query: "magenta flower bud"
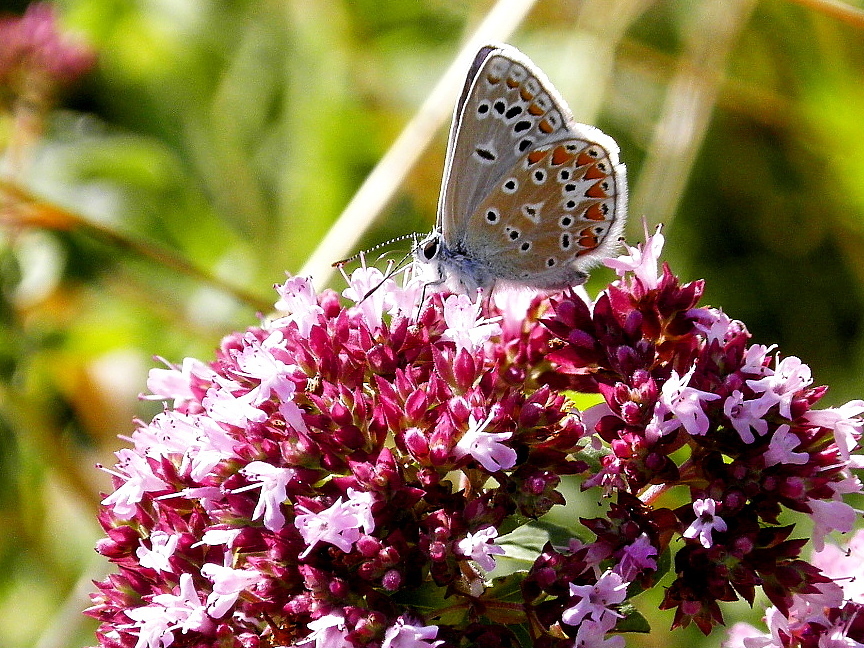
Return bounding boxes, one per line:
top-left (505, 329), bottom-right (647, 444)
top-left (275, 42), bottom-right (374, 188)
top-left (356, 535), bottom-right (381, 558)
top-left (428, 541), bottom-right (447, 562)
top-left (405, 389), bottom-right (430, 422)
top-left (329, 578), bottom-right (350, 599)
top-left (329, 400), bottom-right (353, 426)
top-left (681, 600), bottom-right (702, 615)
top-left (780, 477), bottom-right (806, 499)
top-left (624, 309), bottom-right (644, 340)
top-left (334, 424), bottom-right (364, 448)
top-left (567, 328), bottom-right (597, 349)
top-left (454, 349), bottom-right (477, 392)
top-left (644, 451), bottom-right (665, 471)
top-left (621, 400), bottom-right (641, 424)
top-left (382, 569), bottom-right (402, 591)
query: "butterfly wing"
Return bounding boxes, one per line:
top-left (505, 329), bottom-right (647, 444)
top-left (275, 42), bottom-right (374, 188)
top-left (460, 135), bottom-right (627, 288)
top-left (437, 43), bottom-right (579, 244)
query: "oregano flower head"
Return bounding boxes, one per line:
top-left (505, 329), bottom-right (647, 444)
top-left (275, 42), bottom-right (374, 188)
top-left (87, 229), bottom-right (864, 648)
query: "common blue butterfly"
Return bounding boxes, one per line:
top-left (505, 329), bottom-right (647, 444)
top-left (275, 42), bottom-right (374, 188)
top-left (416, 43), bottom-right (628, 293)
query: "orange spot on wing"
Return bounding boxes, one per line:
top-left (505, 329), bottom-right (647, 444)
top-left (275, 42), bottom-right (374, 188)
top-left (527, 103), bottom-right (544, 116)
top-left (506, 77), bottom-right (519, 88)
top-left (551, 146), bottom-right (575, 166)
top-left (486, 73), bottom-right (502, 84)
top-left (576, 151), bottom-right (598, 166)
top-left (538, 118), bottom-right (554, 134)
top-left (576, 242), bottom-right (599, 255)
top-left (583, 203), bottom-right (608, 221)
top-left (520, 86), bottom-right (535, 101)
top-left (526, 149), bottom-right (549, 166)
top-left (577, 233), bottom-right (600, 251)
top-left (584, 164), bottom-right (608, 180)
top-left (585, 181), bottom-right (610, 198)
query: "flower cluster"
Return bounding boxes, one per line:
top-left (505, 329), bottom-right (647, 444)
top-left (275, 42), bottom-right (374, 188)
top-left (87, 230), bottom-right (864, 648)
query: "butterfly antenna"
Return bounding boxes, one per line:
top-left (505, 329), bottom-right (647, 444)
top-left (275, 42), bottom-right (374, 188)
top-left (332, 232), bottom-right (420, 267)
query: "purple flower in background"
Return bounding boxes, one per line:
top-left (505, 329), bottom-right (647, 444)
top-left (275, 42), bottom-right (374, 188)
top-left (0, 3), bottom-right (94, 99)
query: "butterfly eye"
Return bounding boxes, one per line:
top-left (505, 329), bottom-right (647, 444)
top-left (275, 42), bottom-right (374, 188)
top-left (421, 237), bottom-right (440, 261)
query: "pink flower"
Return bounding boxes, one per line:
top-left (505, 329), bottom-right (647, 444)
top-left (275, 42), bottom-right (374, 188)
top-left (746, 356), bottom-right (813, 419)
top-left (808, 499), bottom-right (856, 552)
top-left (100, 449), bottom-right (169, 518)
top-left (440, 293), bottom-right (501, 352)
top-left (724, 390), bottom-right (770, 444)
top-left (381, 616), bottom-right (444, 648)
top-left (456, 526), bottom-right (505, 573)
top-left (294, 490), bottom-right (376, 558)
top-left (202, 378), bottom-right (268, 426)
top-left (136, 531), bottom-right (179, 573)
top-left (762, 425), bottom-right (808, 466)
top-left (273, 275), bottom-right (325, 336)
top-left (562, 569), bottom-right (628, 627)
top-left (615, 533), bottom-right (658, 581)
top-left (0, 3), bottom-right (95, 91)
top-left (804, 400), bottom-right (864, 462)
top-left (341, 266), bottom-right (398, 330)
top-left (142, 356), bottom-right (212, 408)
top-left (236, 461), bottom-right (296, 531)
top-left (655, 368), bottom-right (721, 436)
top-left (200, 563), bottom-right (266, 618)
top-left (572, 614), bottom-right (626, 648)
top-left (604, 225), bottom-right (664, 289)
top-left (683, 498), bottom-right (727, 548)
top-left (296, 613), bottom-right (352, 648)
top-left (453, 409), bottom-right (517, 472)
top-left (88, 228), bottom-right (864, 647)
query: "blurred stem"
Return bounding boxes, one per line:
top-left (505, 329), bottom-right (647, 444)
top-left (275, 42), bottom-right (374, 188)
top-left (0, 380), bottom-right (102, 511)
top-left (0, 179), bottom-right (273, 313)
top-left (3, 96), bottom-right (48, 180)
top-left (785, 0), bottom-right (864, 28)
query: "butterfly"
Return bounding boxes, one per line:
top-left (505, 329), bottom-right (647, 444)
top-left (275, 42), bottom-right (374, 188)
top-left (415, 43), bottom-right (628, 293)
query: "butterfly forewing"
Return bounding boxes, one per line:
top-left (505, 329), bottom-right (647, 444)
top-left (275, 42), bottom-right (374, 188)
top-left (438, 45), bottom-right (576, 243)
top-left (424, 43), bottom-right (627, 292)
top-left (459, 137), bottom-right (626, 287)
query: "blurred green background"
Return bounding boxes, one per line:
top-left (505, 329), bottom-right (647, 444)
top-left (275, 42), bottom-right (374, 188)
top-left (1, 0), bottom-right (862, 647)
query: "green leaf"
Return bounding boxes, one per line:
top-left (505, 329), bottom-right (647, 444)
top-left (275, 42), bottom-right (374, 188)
top-left (616, 602), bottom-right (652, 633)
